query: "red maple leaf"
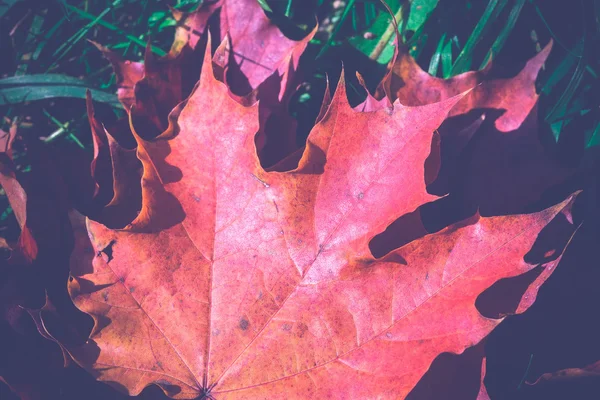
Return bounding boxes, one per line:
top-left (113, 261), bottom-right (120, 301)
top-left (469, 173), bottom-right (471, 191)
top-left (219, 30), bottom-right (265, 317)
top-left (51, 38), bottom-right (580, 399)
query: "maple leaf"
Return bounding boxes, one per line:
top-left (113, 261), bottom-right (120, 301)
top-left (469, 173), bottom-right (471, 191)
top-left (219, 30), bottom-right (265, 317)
top-left (97, 0), bottom-right (315, 147)
top-left (54, 2), bottom-right (316, 238)
top-left (0, 127), bottom-right (72, 267)
top-left (477, 358), bottom-right (491, 400)
top-left (359, 41), bottom-right (559, 193)
top-left (532, 360), bottom-right (600, 384)
top-left (358, 41), bottom-right (575, 255)
top-left (57, 38), bottom-right (580, 399)
top-left (0, 128), bottom-right (93, 398)
top-left (174, 0), bottom-right (317, 167)
top-left (349, 40), bottom-right (574, 259)
top-left (0, 126), bottom-right (34, 262)
top-left (85, 93), bottom-right (143, 228)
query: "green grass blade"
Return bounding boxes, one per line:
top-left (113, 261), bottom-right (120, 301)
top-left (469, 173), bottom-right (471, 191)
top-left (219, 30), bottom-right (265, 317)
top-left (365, 2), bottom-right (377, 26)
top-left (59, 2), bottom-right (166, 58)
top-left (0, 74), bottom-right (121, 108)
top-left (257, 0), bottom-right (273, 13)
top-left (0, 0), bottom-right (18, 18)
top-left (441, 37), bottom-right (453, 78)
top-left (587, 122), bottom-right (600, 148)
top-left (14, 11), bottom-right (46, 76)
top-left (428, 33), bottom-right (446, 76)
top-left (480, 0), bottom-right (526, 69)
top-left (42, 109), bottom-right (85, 148)
top-left (530, 0), bottom-right (582, 58)
top-left (551, 62), bottom-right (586, 120)
top-left (546, 55), bottom-right (586, 139)
top-left (540, 41), bottom-right (581, 95)
top-left (545, 5), bottom-right (588, 128)
top-left (52, 1), bottom-right (124, 69)
top-left (317, 0), bottom-right (357, 58)
top-left (32, 17), bottom-right (66, 65)
top-left (348, 0), bottom-right (402, 64)
top-left (451, 0), bottom-right (508, 75)
top-left (406, 0), bottom-right (439, 32)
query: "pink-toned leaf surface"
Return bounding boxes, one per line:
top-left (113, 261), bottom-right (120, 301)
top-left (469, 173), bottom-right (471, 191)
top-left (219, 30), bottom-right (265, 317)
top-left (59, 39), bottom-right (580, 399)
top-left (355, 42), bottom-right (570, 219)
top-left (477, 357), bottom-right (491, 400)
top-left (389, 47), bottom-right (487, 109)
top-left (214, 0), bottom-right (315, 98)
top-left (95, 0), bottom-right (316, 167)
top-left (90, 41), bottom-right (144, 111)
top-left (169, 1), bottom-right (222, 56)
top-left (212, 1), bottom-right (317, 166)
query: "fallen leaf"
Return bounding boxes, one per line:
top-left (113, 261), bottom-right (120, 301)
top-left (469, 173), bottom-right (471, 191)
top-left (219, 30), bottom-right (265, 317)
top-left (214, 0), bottom-right (316, 98)
top-left (97, 0), bottom-right (316, 149)
top-left (86, 93), bottom-right (143, 228)
top-left (0, 128), bottom-right (92, 398)
top-left (477, 357), bottom-right (491, 400)
top-left (61, 39), bottom-right (579, 399)
top-left (533, 360), bottom-right (600, 383)
top-left (212, 0), bottom-right (317, 166)
top-left (90, 41), bottom-right (144, 111)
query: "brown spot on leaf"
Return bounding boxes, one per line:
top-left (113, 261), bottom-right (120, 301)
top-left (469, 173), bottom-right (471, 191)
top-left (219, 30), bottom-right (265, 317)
top-left (296, 322), bottom-right (308, 338)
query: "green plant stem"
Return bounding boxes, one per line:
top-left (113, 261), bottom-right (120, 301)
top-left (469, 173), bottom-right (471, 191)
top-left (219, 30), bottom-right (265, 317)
top-left (51, 1), bottom-right (121, 69)
top-left (480, 0), bottom-right (526, 69)
top-left (42, 109), bottom-right (84, 148)
top-left (530, 0), bottom-right (581, 58)
top-left (517, 354), bottom-right (534, 390)
top-left (369, 2), bottom-right (403, 61)
top-left (451, 0), bottom-right (508, 75)
top-left (318, 0), bottom-right (357, 58)
top-left (59, 2), bottom-right (166, 58)
top-left (428, 33), bottom-right (446, 76)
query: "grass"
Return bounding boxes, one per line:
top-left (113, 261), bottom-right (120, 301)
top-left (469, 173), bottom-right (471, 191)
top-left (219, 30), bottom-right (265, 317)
top-left (0, 0), bottom-right (596, 148)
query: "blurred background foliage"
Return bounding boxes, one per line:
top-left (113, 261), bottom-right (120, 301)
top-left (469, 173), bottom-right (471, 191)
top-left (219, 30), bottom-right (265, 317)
top-left (0, 0), bottom-right (597, 150)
